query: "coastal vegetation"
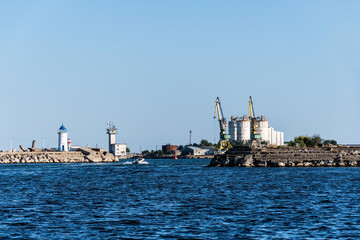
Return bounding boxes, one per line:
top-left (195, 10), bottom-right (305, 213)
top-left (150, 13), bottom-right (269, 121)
top-left (287, 135), bottom-right (337, 147)
top-left (141, 150), bottom-right (164, 156)
top-left (199, 139), bottom-right (213, 146)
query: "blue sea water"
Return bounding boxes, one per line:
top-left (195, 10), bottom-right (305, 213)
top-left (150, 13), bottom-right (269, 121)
top-left (0, 159), bottom-right (359, 239)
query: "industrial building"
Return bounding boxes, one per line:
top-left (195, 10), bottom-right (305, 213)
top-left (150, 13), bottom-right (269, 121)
top-left (162, 144), bottom-right (177, 154)
top-left (106, 122), bottom-right (127, 158)
top-left (228, 97), bottom-right (284, 146)
top-left (181, 146), bottom-right (214, 156)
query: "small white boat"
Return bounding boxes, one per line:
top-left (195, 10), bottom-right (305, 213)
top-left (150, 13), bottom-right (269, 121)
top-left (133, 157), bottom-right (148, 164)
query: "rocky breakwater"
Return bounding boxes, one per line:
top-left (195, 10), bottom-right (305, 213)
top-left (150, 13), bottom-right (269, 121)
top-left (209, 146), bottom-right (360, 167)
top-left (0, 147), bottom-right (116, 164)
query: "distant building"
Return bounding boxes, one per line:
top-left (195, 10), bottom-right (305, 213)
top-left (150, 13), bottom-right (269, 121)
top-left (106, 122), bottom-right (127, 159)
top-left (112, 143), bottom-right (127, 158)
top-left (58, 124), bottom-right (68, 151)
top-left (162, 144), bottom-right (177, 154)
top-left (268, 127), bottom-right (284, 146)
top-left (181, 146), bottom-right (214, 156)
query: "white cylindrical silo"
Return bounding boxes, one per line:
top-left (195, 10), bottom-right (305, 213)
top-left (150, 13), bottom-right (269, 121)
top-left (272, 129), bottom-right (277, 145)
top-left (258, 115), bottom-right (269, 143)
top-left (280, 132), bottom-right (284, 145)
top-left (276, 131), bottom-right (281, 146)
top-left (239, 115), bottom-right (251, 142)
top-left (236, 121), bottom-right (241, 141)
top-left (268, 127), bottom-right (273, 145)
top-left (228, 116), bottom-right (238, 141)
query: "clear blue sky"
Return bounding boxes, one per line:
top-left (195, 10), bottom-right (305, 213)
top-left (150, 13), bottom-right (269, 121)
top-left (0, 1), bottom-right (359, 152)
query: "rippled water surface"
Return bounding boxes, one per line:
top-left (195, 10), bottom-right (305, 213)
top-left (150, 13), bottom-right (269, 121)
top-left (0, 159), bottom-right (360, 239)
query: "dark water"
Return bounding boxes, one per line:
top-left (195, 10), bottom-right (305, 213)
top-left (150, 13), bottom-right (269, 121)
top-left (0, 159), bottom-right (360, 239)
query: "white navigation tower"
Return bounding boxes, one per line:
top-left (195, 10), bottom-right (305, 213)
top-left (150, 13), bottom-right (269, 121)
top-left (106, 121), bottom-right (127, 158)
top-left (106, 121), bottom-right (117, 153)
top-left (58, 124), bottom-right (68, 151)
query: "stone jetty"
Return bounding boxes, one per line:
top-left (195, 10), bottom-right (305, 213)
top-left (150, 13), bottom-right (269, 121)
top-left (0, 148), bottom-right (116, 164)
top-left (209, 146), bottom-right (360, 167)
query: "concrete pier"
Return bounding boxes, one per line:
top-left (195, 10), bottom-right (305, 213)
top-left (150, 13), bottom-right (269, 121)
top-left (209, 146), bottom-right (360, 167)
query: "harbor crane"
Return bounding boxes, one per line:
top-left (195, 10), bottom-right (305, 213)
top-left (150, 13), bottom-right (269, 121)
top-left (249, 96), bottom-right (261, 144)
top-left (214, 97), bottom-right (232, 153)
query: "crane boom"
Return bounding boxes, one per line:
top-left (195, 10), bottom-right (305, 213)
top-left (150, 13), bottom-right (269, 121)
top-left (249, 96), bottom-right (255, 118)
top-left (214, 97), bottom-right (227, 135)
top-left (214, 98), bottom-right (222, 123)
top-left (213, 97), bottom-right (232, 153)
top-left (249, 96), bottom-right (260, 144)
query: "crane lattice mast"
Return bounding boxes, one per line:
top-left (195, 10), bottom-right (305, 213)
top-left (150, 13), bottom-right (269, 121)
top-left (249, 96), bottom-right (260, 144)
top-left (214, 97), bottom-right (232, 153)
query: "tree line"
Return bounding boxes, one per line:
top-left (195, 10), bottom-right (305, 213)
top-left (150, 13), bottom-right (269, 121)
top-left (287, 134), bottom-right (337, 147)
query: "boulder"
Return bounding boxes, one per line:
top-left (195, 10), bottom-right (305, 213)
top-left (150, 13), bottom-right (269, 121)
top-left (303, 162), bottom-right (313, 167)
top-left (233, 157), bottom-right (240, 166)
top-left (241, 155), bottom-right (254, 167)
top-left (221, 158), bottom-right (230, 167)
top-left (85, 154), bottom-right (103, 163)
top-left (350, 161), bottom-right (358, 166)
top-left (278, 162), bottom-right (286, 167)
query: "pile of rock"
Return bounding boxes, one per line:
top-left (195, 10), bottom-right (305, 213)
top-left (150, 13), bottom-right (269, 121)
top-left (0, 148), bottom-right (116, 164)
top-left (209, 146), bottom-right (360, 167)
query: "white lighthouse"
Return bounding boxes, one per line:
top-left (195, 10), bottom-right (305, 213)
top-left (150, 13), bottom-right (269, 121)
top-left (58, 124), bottom-right (68, 151)
top-left (106, 122), bottom-right (117, 153)
top-left (106, 121), bottom-right (127, 158)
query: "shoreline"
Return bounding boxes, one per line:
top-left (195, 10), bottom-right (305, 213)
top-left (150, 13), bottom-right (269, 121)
top-left (209, 146), bottom-right (360, 167)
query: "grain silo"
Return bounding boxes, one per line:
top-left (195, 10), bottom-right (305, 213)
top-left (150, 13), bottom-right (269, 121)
top-left (228, 116), bottom-right (238, 141)
top-left (258, 115), bottom-right (269, 143)
top-left (239, 115), bottom-right (251, 142)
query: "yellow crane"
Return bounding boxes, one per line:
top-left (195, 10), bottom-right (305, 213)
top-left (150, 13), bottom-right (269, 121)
top-left (249, 96), bottom-right (261, 144)
top-left (214, 97), bottom-right (232, 153)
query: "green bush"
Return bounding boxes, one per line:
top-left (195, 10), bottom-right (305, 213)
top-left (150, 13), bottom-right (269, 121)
top-left (323, 139), bottom-right (337, 145)
top-left (200, 139), bottom-right (212, 146)
top-left (288, 134), bottom-right (333, 147)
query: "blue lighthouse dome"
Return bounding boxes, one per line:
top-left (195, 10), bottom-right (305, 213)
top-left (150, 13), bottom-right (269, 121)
top-left (59, 124), bottom-right (67, 131)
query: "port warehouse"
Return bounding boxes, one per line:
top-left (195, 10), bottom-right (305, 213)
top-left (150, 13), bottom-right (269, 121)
top-left (228, 114), bottom-right (284, 145)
